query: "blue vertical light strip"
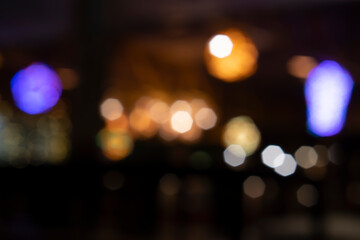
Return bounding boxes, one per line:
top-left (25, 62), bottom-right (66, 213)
top-left (305, 60), bottom-right (354, 137)
top-left (11, 63), bottom-right (62, 115)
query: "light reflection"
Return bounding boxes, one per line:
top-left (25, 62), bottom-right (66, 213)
top-left (305, 60), bottom-right (354, 137)
top-left (243, 176), bottom-right (266, 199)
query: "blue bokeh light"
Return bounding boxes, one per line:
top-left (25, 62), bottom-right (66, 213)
top-left (11, 63), bottom-right (62, 115)
top-left (305, 60), bottom-right (353, 137)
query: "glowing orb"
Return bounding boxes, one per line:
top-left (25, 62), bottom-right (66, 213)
top-left (305, 60), bottom-right (353, 137)
top-left (209, 34), bottom-right (233, 58)
top-left (11, 63), bottom-right (62, 114)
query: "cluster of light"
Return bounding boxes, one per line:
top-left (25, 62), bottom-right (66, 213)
top-left (205, 29), bottom-right (258, 82)
top-left (305, 60), bottom-right (354, 137)
top-left (11, 63), bottom-right (62, 115)
top-left (223, 144), bottom-right (246, 167)
top-left (261, 145), bottom-right (297, 177)
top-left (297, 184), bottom-right (318, 207)
top-left (100, 98), bottom-right (124, 121)
top-left (222, 116), bottom-right (261, 156)
top-left (287, 55), bottom-right (318, 79)
top-left (243, 176), bottom-right (266, 198)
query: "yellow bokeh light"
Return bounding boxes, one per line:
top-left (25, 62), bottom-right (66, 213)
top-left (222, 116), bottom-right (261, 156)
top-left (171, 111), bottom-right (193, 134)
top-left (100, 98), bottom-right (124, 121)
top-left (195, 107), bottom-right (217, 130)
top-left (205, 29), bottom-right (258, 82)
top-left (129, 107), bottom-right (157, 138)
top-left (287, 55), bottom-right (318, 79)
top-left (97, 128), bottom-right (133, 161)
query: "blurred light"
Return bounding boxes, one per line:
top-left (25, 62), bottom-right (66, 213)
top-left (314, 145), bottom-right (329, 167)
top-left (243, 176), bottom-right (266, 199)
top-left (149, 101), bottom-right (170, 124)
top-left (295, 146), bottom-right (318, 169)
top-left (208, 34), bottom-right (233, 58)
top-left (105, 114), bottom-right (129, 131)
top-left (261, 145), bottom-right (285, 168)
top-left (159, 174), bottom-right (181, 196)
top-left (190, 98), bottom-right (208, 112)
top-left (171, 111), bottom-right (193, 133)
top-left (170, 100), bottom-right (192, 114)
top-left (97, 129), bottom-right (133, 161)
top-left (103, 170), bottom-right (125, 191)
top-left (222, 116), bottom-right (261, 156)
top-left (11, 63), bottom-right (62, 114)
top-left (274, 154), bottom-right (297, 177)
top-left (179, 124), bottom-right (202, 143)
top-left (305, 60), bottom-right (354, 137)
top-left (129, 107), bottom-right (157, 138)
top-left (223, 144), bottom-right (246, 167)
top-left (189, 151), bottom-right (212, 170)
top-left (195, 107), bottom-right (217, 130)
top-left (287, 55), bottom-right (318, 79)
top-left (100, 98), bottom-right (124, 121)
top-left (297, 184), bottom-right (318, 207)
top-left (56, 68), bottom-right (79, 90)
top-left (205, 29), bottom-right (258, 82)
top-left (159, 121), bottom-right (179, 141)
top-left (304, 165), bottom-right (327, 181)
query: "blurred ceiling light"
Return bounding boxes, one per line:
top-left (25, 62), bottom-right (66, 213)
top-left (97, 129), bottom-right (133, 161)
top-left (295, 146), bottom-right (318, 169)
top-left (159, 174), bottom-right (181, 196)
top-left (209, 34), bottom-right (233, 58)
top-left (170, 100), bottom-right (192, 114)
top-left (171, 111), bottom-right (193, 133)
top-left (11, 63), bottom-right (62, 115)
top-left (223, 144), bottom-right (246, 167)
top-left (56, 68), bottom-right (79, 90)
top-left (100, 98), bottom-right (124, 121)
top-left (103, 170), bottom-right (125, 191)
top-left (261, 145), bottom-right (285, 168)
top-left (195, 107), bottom-right (217, 130)
top-left (205, 29), bottom-right (258, 82)
top-left (297, 184), bottom-right (318, 207)
top-left (149, 100), bottom-right (170, 124)
top-left (287, 55), bottom-right (318, 79)
top-left (274, 154), bottom-right (297, 177)
top-left (243, 176), bottom-right (266, 199)
top-left (305, 60), bottom-right (354, 137)
top-left (222, 116), bottom-right (261, 156)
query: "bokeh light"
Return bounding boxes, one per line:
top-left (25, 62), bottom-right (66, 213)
top-left (159, 174), bottom-right (181, 196)
top-left (222, 116), bottom-right (261, 156)
top-left (195, 107), bottom-right (217, 130)
top-left (297, 184), bottom-right (318, 207)
top-left (305, 60), bottom-right (354, 137)
top-left (170, 100), bottom-right (192, 114)
top-left (295, 146), bottom-right (318, 169)
top-left (223, 144), bottom-right (246, 167)
top-left (149, 100), bottom-right (170, 124)
top-left (274, 154), bottom-right (297, 177)
top-left (100, 98), bottom-right (124, 121)
top-left (208, 34), bottom-right (233, 58)
top-left (205, 29), bottom-right (258, 82)
top-left (261, 145), bottom-right (285, 168)
top-left (171, 111), bottom-right (193, 133)
top-left (11, 63), bottom-right (62, 115)
top-left (129, 107), bottom-right (157, 138)
top-left (287, 55), bottom-right (318, 79)
top-left (243, 176), bottom-right (266, 199)
top-left (97, 128), bottom-right (133, 161)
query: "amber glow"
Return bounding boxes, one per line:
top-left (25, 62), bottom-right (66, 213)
top-left (97, 128), bottom-right (133, 161)
top-left (171, 111), bottom-right (193, 133)
top-left (129, 107), bottom-right (157, 138)
top-left (195, 107), bottom-right (217, 130)
top-left (100, 98), bottom-right (124, 121)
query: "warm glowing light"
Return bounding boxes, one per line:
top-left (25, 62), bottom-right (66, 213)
top-left (97, 129), bottom-right (133, 161)
top-left (223, 144), bottom-right (246, 167)
top-left (295, 146), bottom-right (318, 169)
top-left (195, 107), bottom-right (217, 130)
top-left (171, 111), bottom-right (193, 133)
top-left (297, 184), bottom-right (318, 207)
top-left (305, 60), bottom-right (354, 137)
top-left (105, 114), bottom-right (129, 131)
top-left (149, 101), bottom-right (170, 124)
top-left (158, 121), bottom-right (179, 141)
top-left (170, 100), bottom-right (192, 114)
top-left (209, 34), bottom-right (233, 58)
top-left (243, 176), bottom-right (266, 199)
top-left (103, 171), bottom-right (125, 191)
top-left (129, 107), bottom-right (157, 138)
top-left (261, 145), bottom-right (285, 168)
top-left (159, 174), bottom-right (181, 196)
top-left (100, 98), bottom-right (124, 121)
top-left (222, 116), bottom-right (261, 156)
top-left (179, 124), bottom-right (202, 143)
top-left (287, 55), bottom-right (318, 79)
top-left (11, 63), bottom-right (62, 114)
top-left (205, 29), bottom-right (258, 82)
top-left (274, 154), bottom-right (297, 177)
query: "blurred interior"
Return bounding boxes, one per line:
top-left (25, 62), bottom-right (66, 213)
top-left (0, 0), bottom-right (360, 239)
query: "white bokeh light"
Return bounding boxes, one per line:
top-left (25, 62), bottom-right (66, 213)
top-left (223, 144), bottom-right (246, 167)
top-left (171, 111), bottom-right (193, 133)
top-left (274, 154), bottom-right (297, 177)
top-left (209, 34), bottom-right (233, 58)
top-left (261, 145), bottom-right (285, 168)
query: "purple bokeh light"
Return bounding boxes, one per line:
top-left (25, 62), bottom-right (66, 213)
top-left (11, 63), bottom-right (62, 115)
top-left (305, 60), bottom-right (353, 137)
